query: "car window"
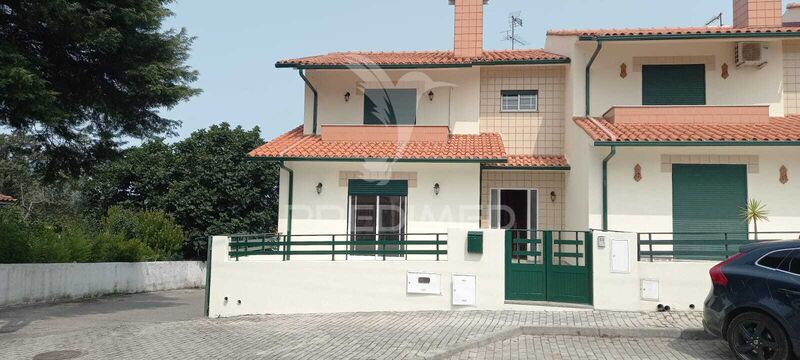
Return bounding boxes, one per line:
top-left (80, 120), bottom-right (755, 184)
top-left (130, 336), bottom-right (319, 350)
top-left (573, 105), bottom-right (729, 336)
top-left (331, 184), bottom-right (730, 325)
top-left (758, 250), bottom-right (792, 270)
top-left (786, 251), bottom-right (800, 276)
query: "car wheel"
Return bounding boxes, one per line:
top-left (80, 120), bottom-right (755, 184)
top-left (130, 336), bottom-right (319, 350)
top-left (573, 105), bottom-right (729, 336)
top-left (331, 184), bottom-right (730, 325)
top-left (727, 312), bottom-right (792, 360)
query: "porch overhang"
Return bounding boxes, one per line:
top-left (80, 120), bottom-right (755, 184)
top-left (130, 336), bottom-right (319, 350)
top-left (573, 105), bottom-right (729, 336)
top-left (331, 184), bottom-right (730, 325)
top-left (481, 155), bottom-right (571, 170)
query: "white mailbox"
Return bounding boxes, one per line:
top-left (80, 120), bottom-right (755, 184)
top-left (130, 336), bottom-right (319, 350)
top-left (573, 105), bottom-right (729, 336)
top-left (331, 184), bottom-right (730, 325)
top-left (452, 274), bottom-right (476, 306)
top-left (407, 272), bottom-right (442, 295)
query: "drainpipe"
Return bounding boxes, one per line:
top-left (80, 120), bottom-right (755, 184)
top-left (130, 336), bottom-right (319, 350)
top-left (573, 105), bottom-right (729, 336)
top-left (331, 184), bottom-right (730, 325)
top-left (298, 69), bottom-right (318, 135)
top-left (601, 146), bottom-right (616, 231)
top-left (278, 161), bottom-right (294, 260)
top-left (585, 38), bottom-right (603, 117)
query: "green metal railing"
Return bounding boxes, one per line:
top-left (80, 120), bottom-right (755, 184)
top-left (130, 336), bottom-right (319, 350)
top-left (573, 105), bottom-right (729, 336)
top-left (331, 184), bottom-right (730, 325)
top-left (507, 230), bottom-right (590, 265)
top-left (228, 233), bottom-right (448, 261)
top-left (637, 231), bottom-right (800, 262)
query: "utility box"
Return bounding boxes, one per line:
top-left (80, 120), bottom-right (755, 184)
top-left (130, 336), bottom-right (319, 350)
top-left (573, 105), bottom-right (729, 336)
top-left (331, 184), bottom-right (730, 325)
top-left (467, 231), bottom-right (483, 254)
top-left (452, 274), bottom-right (476, 305)
top-left (407, 272), bottom-right (442, 295)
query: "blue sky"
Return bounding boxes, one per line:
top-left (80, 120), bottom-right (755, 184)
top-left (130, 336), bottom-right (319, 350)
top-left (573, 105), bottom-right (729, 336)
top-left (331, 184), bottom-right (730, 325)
top-left (162, 0), bottom-right (791, 141)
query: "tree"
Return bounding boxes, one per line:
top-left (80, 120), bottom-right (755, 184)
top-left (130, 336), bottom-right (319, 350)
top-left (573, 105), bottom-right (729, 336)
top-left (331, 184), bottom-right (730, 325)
top-left (740, 199), bottom-right (770, 240)
top-left (0, 0), bottom-right (200, 180)
top-left (84, 123), bottom-right (280, 259)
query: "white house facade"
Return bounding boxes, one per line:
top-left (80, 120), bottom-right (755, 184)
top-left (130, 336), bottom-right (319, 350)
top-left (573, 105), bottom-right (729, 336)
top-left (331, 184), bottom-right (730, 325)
top-left (206, 0), bottom-right (800, 316)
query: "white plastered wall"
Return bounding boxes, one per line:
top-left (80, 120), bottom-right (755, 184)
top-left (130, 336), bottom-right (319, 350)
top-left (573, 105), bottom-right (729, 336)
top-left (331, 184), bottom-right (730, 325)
top-left (602, 146), bottom-right (800, 233)
top-left (209, 229), bottom-right (508, 316)
top-left (302, 68), bottom-right (481, 134)
top-left (276, 161), bottom-right (481, 236)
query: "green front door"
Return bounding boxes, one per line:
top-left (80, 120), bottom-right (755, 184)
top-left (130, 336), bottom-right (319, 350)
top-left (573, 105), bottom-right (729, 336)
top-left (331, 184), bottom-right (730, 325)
top-left (672, 164), bottom-right (748, 259)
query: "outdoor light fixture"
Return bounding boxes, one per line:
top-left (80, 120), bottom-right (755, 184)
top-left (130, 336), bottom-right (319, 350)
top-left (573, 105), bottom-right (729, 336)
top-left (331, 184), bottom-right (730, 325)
top-left (344, 91), bottom-right (351, 102)
top-left (433, 183), bottom-right (440, 196)
top-left (550, 191), bottom-right (557, 202)
top-left (316, 182), bottom-right (323, 195)
top-left (428, 90), bottom-right (435, 101)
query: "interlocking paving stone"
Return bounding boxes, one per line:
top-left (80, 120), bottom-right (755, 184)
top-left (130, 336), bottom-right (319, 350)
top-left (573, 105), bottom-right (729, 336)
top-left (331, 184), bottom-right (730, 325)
top-left (0, 290), bottom-right (723, 360)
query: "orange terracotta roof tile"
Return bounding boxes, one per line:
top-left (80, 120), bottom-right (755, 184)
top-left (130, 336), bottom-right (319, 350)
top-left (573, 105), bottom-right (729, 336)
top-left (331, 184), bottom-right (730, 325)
top-left (574, 116), bottom-right (800, 143)
top-left (250, 125), bottom-right (508, 161)
top-left (0, 194), bottom-right (16, 202)
top-left (276, 49), bottom-right (569, 68)
top-left (484, 155), bottom-right (570, 169)
top-left (547, 26), bottom-right (800, 37)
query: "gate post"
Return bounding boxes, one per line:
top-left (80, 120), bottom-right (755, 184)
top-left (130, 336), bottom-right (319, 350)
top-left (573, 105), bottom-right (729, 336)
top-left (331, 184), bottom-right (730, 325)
top-left (585, 231), bottom-right (594, 305)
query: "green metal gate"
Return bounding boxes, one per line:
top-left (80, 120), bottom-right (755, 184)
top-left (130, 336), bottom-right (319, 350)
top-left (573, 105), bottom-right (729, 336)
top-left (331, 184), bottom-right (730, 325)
top-left (505, 230), bottom-right (593, 305)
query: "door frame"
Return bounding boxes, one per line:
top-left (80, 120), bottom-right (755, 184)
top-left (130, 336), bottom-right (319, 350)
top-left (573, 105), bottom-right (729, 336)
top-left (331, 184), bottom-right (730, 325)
top-left (489, 187), bottom-right (540, 231)
top-left (347, 194), bottom-right (408, 261)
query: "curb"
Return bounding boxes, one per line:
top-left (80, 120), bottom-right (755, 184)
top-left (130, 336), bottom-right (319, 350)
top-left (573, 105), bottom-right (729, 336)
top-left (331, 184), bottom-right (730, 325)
top-left (423, 326), bottom-right (714, 359)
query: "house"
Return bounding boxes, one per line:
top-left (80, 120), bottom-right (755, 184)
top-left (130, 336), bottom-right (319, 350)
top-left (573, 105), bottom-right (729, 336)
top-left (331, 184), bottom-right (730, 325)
top-left (0, 194), bottom-right (16, 206)
top-left (209, 0), bottom-right (800, 315)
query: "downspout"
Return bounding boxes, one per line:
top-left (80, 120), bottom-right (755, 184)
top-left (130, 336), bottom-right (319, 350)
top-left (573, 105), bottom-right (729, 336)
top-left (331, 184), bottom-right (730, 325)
top-left (278, 161), bottom-right (294, 260)
top-left (298, 69), bottom-right (318, 135)
top-left (585, 38), bottom-right (603, 117)
top-left (601, 147), bottom-right (616, 231)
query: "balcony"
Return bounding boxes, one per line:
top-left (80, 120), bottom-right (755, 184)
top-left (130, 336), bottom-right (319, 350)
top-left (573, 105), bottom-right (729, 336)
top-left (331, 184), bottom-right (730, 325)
top-left (602, 105), bottom-right (770, 124)
top-left (320, 125), bottom-right (449, 143)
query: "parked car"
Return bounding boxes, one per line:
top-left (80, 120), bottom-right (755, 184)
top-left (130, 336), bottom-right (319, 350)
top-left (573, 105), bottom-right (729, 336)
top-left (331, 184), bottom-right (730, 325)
top-left (704, 240), bottom-right (800, 360)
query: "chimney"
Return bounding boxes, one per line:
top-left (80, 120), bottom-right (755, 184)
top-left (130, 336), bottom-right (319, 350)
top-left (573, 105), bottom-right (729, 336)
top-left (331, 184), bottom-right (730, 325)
top-left (733, 0), bottom-right (783, 28)
top-left (784, 3), bottom-right (800, 26)
top-left (449, 0), bottom-right (488, 58)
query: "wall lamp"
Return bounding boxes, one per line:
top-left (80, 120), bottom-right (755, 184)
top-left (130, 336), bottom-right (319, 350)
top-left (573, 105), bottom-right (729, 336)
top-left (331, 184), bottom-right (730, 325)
top-left (550, 191), bottom-right (557, 202)
top-left (433, 183), bottom-right (440, 196)
top-left (428, 90), bottom-right (435, 101)
top-left (344, 91), bottom-right (351, 102)
top-left (316, 182), bottom-right (323, 195)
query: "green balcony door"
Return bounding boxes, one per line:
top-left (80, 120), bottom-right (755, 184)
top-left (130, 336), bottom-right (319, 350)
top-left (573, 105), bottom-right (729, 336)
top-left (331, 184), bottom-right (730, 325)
top-left (672, 164), bottom-right (748, 259)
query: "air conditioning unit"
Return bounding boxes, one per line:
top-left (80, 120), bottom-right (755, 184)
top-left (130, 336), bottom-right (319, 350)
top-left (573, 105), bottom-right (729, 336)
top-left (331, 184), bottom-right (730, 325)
top-left (735, 42), bottom-right (768, 68)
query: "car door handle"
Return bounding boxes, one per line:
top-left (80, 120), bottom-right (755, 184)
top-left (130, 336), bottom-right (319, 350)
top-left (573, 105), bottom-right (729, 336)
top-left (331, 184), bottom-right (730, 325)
top-left (779, 288), bottom-right (800, 296)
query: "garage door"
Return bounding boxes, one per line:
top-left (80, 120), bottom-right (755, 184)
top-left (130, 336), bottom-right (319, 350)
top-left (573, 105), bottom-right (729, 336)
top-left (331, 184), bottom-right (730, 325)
top-left (672, 164), bottom-right (748, 259)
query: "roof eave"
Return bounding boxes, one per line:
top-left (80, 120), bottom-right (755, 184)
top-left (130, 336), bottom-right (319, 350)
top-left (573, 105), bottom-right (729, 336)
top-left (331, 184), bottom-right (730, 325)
top-left (594, 140), bottom-right (800, 146)
top-left (248, 156), bottom-right (508, 163)
top-left (275, 58), bottom-right (571, 70)
top-left (481, 165), bottom-right (571, 171)
top-left (577, 32), bottom-right (800, 41)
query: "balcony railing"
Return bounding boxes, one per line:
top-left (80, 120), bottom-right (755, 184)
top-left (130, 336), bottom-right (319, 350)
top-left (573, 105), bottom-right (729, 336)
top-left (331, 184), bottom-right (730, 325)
top-left (637, 231), bottom-right (800, 262)
top-left (228, 233), bottom-right (448, 261)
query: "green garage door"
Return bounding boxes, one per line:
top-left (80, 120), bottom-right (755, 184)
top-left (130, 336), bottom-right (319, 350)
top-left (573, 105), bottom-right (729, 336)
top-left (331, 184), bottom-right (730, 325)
top-left (672, 164), bottom-right (748, 259)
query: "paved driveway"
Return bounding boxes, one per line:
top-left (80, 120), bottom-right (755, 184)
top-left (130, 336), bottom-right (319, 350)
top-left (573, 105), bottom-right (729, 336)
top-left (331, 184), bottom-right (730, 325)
top-left (0, 290), bottom-right (733, 360)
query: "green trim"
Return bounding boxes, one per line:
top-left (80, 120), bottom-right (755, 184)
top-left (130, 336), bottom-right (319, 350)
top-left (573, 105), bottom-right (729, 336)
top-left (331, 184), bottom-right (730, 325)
top-left (250, 156), bottom-right (507, 163)
top-left (595, 141), bottom-right (800, 147)
top-left (203, 236), bottom-right (212, 317)
top-left (578, 32), bottom-right (800, 42)
top-left (481, 165), bottom-right (571, 171)
top-left (275, 58), bottom-right (571, 70)
top-left (278, 162), bottom-right (294, 260)
top-left (601, 146), bottom-right (617, 231)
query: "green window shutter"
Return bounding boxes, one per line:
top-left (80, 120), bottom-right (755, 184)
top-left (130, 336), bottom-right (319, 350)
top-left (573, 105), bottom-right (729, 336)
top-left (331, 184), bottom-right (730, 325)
top-left (348, 180), bottom-right (408, 196)
top-left (363, 89), bottom-right (417, 125)
top-left (642, 64), bottom-right (706, 105)
top-left (672, 164), bottom-right (748, 259)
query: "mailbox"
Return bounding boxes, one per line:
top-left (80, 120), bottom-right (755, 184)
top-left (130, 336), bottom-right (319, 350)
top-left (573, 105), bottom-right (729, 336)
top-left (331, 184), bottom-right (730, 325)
top-left (467, 231), bottom-right (483, 254)
top-left (407, 272), bottom-right (442, 295)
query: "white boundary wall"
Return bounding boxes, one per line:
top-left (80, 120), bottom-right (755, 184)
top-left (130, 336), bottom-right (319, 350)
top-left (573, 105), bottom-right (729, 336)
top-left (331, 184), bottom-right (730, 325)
top-left (208, 229), bottom-right (509, 316)
top-left (0, 261), bottom-right (206, 307)
top-left (592, 231), bottom-right (715, 312)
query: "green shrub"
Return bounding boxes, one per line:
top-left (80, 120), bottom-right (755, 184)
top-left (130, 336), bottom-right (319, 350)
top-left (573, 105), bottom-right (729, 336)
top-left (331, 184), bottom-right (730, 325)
top-left (0, 207), bottom-right (31, 263)
top-left (101, 207), bottom-right (184, 260)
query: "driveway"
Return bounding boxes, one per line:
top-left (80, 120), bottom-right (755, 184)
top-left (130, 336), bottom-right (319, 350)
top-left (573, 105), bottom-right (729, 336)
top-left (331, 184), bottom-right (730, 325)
top-left (0, 290), bottom-right (733, 359)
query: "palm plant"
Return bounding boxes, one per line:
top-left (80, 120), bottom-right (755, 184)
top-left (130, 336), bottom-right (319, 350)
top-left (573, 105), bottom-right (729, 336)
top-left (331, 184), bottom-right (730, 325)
top-left (740, 199), bottom-right (770, 240)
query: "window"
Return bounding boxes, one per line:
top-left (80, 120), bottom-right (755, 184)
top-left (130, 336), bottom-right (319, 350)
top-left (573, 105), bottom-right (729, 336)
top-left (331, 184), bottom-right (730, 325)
top-left (501, 90), bottom-right (538, 112)
top-left (642, 64), bottom-right (706, 105)
top-left (778, 250), bottom-right (800, 275)
top-left (758, 250), bottom-right (792, 270)
top-left (348, 180), bottom-right (408, 259)
top-left (363, 89), bottom-right (417, 125)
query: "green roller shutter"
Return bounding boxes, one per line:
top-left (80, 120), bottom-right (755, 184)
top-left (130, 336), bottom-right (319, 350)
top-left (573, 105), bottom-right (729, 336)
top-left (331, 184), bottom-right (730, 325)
top-left (642, 64), bottom-right (706, 105)
top-left (672, 164), bottom-right (748, 259)
top-left (348, 180), bottom-right (408, 196)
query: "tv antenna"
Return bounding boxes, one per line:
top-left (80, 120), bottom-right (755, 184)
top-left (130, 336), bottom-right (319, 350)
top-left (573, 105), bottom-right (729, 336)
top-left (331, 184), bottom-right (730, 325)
top-left (502, 11), bottom-right (529, 49)
top-left (705, 12), bottom-right (724, 27)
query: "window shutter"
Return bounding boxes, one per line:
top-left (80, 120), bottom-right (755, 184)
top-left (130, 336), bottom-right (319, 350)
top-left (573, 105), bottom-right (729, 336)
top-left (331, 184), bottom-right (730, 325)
top-left (642, 64), bottom-right (706, 105)
top-left (348, 180), bottom-right (408, 196)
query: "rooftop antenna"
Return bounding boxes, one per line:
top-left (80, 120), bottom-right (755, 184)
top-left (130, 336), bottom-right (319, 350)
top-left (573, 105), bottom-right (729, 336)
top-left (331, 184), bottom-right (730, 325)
top-left (705, 12), bottom-right (724, 27)
top-left (502, 11), bottom-right (529, 50)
